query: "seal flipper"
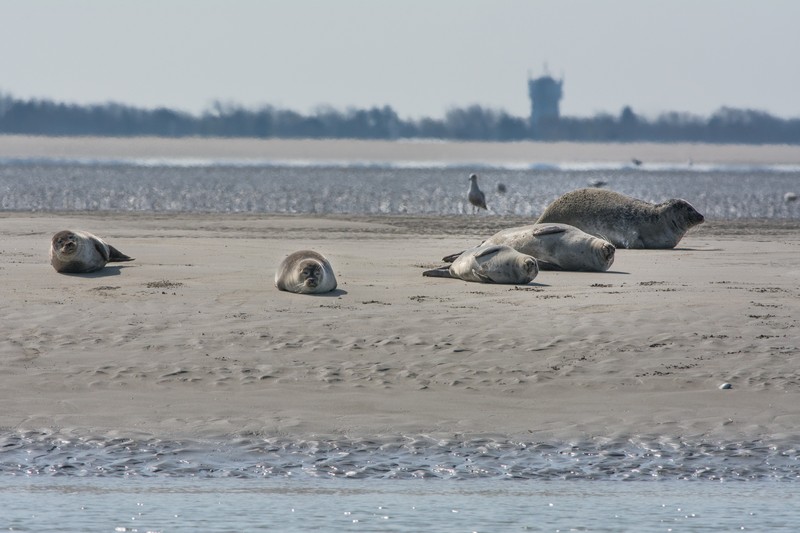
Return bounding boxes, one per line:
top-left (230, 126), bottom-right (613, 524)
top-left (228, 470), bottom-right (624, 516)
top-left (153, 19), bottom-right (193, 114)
top-left (441, 251), bottom-right (464, 263)
top-left (472, 268), bottom-right (494, 283)
top-left (90, 236), bottom-right (111, 262)
top-left (535, 260), bottom-right (564, 271)
top-left (442, 239), bottom-right (489, 263)
top-left (472, 245), bottom-right (503, 259)
top-left (422, 266), bottom-right (455, 278)
top-left (107, 244), bottom-right (135, 263)
top-left (530, 225), bottom-right (567, 237)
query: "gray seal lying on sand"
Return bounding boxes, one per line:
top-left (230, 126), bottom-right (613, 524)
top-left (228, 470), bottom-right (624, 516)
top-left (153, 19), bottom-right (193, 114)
top-left (50, 230), bottom-right (134, 273)
top-left (536, 188), bottom-right (704, 249)
top-left (424, 244), bottom-right (538, 284)
top-left (275, 250), bottom-right (338, 294)
top-left (442, 223), bottom-right (615, 272)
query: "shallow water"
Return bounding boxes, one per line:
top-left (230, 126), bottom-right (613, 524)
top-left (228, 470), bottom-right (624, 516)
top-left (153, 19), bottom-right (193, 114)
top-left (2, 477), bottom-right (800, 532)
top-left (3, 434), bottom-right (795, 532)
top-left (2, 432), bottom-right (798, 482)
top-left (1, 158), bottom-right (799, 218)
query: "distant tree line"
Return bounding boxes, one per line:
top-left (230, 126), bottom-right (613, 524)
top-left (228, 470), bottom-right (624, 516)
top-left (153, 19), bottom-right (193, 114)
top-left (1, 92), bottom-right (798, 144)
top-left (533, 106), bottom-right (800, 144)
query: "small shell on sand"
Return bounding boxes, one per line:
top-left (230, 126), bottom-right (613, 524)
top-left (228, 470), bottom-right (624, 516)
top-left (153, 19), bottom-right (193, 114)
top-left (719, 383), bottom-right (733, 390)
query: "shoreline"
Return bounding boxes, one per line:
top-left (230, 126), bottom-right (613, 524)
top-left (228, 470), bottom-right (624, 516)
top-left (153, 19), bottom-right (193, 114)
top-left (3, 134), bottom-right (800, 165)
top-left (2, 212), bottom-right (798, 443)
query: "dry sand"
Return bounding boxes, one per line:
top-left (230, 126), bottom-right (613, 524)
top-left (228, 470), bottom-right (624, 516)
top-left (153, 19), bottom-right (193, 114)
top-left (2, 212), bottom-right (799, 443)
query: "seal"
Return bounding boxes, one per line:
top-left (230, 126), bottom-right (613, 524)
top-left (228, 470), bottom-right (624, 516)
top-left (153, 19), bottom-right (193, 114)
top-left (275, 250), bottom-right (337, 294)
top-left (442, 223), bottom-right (615, 272)
top-left (424, 244), bottom-right (538, 284)
top-left (536, 188), bottom-right (704, 249)
top-left (50, 230), bottom-right (134, 273)
top-left (467, 173), bottom-right (487, 212)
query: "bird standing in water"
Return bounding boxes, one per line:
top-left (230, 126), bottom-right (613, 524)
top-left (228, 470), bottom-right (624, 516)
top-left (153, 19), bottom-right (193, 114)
top-left (468, 173), bottom-right (487, 213)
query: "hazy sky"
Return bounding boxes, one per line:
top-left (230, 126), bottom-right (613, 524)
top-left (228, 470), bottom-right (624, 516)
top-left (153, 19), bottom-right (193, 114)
top-left (2, 0), bottom-right (799, 120)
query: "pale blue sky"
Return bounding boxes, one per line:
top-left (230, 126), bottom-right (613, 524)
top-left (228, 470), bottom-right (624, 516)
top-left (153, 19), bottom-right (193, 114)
top-left (2, 0), bottom-right (798, 119)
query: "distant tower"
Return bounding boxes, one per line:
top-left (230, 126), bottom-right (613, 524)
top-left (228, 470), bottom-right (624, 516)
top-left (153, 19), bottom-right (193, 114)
top-left (528, 67), bottom-right (563, 133)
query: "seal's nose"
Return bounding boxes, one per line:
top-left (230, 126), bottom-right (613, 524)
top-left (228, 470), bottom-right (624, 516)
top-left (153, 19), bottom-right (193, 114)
top-left (603, 243), bottom-right (615, 261)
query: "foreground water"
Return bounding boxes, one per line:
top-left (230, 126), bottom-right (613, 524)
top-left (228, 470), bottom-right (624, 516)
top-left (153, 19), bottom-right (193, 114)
top-left (1, 432), bottom-right (799, 530)
top-left (3, 477), bottom-right (800, 532)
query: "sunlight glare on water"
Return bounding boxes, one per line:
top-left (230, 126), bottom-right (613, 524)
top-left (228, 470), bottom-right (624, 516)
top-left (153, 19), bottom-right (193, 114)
top-left (0, 160), bottom-right (799, 219)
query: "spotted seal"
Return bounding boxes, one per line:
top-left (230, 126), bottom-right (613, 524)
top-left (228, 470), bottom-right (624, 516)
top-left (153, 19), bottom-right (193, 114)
top-left (442, 223), bottom-right (615, 272)
top-left (536, 188), bottom-right (704, 249)
top-left (50, 230), bottom-right (134, 273)
top-left (275, 250), bottom-right (337, 294)
top-left (424, 244), bottom-right (538, 284)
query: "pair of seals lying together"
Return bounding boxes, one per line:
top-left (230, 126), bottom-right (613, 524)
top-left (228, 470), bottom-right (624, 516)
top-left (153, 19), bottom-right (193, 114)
top-left (423, 223), bottom-right (615, 284)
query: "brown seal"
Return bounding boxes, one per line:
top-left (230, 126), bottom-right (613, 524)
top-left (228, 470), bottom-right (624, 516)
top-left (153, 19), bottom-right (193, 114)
top-left (536, 188), bottom-right (704, 248)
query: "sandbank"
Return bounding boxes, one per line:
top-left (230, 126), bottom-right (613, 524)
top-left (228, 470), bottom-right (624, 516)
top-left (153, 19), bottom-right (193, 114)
top-left (3, 134), bottom-right (800, 165)
top-left (1, 212), bottom-right (798, 443)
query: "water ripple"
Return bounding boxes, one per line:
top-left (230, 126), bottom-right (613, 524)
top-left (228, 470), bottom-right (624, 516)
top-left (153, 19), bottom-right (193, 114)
top-left (1, 431), bottom-right (798, 481)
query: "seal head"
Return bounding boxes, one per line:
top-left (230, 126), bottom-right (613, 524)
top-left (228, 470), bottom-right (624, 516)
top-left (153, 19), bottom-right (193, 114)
top-left (275, 250), bottom-right (338, 294)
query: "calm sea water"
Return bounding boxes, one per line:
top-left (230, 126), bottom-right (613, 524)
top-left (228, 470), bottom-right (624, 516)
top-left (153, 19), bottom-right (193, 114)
top-left (3, 477), bottom-right (800, 532)
top-left (2, 156), bottom-right (800, 530)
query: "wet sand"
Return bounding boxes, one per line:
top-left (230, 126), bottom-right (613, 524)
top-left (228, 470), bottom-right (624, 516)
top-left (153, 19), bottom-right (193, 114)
top-left (3, 134), bottom-right (800, 165)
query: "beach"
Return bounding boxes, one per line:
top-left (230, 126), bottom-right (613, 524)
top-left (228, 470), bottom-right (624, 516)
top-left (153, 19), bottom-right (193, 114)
top-left (2, 210), bottom-right (799, 444)
top-left (0, 135), bottom-right (798, 447)
top-left (4, 134), bottom-right (800, 165)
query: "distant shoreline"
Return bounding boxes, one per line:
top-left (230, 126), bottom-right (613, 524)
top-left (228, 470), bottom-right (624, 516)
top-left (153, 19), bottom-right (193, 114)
top-left (2, 134), bottom-right (800, 165)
